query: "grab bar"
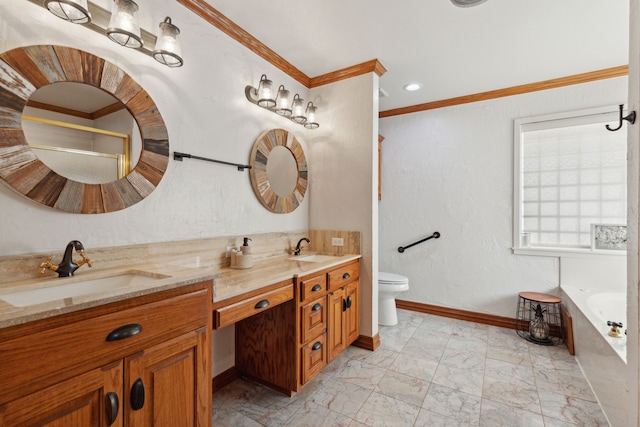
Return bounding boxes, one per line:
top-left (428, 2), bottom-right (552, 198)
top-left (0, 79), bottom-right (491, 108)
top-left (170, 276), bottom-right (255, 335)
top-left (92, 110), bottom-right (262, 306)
top-left (398, 232), bottom-right (440, 253)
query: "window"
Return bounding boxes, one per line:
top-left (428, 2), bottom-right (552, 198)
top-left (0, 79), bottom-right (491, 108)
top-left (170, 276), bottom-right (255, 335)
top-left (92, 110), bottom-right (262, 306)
top-left (513, 106), bottom-right (627, 253)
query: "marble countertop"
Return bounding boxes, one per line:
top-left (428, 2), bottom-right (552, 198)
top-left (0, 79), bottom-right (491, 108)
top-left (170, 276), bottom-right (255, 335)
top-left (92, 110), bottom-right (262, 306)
top-left (0, 253), bottom-right (361, 329)
top-left (211, 253), bottom-right (361, 303)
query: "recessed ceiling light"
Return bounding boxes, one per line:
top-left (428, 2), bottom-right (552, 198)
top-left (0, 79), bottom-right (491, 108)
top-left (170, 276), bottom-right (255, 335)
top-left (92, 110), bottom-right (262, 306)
top-left (403, 83), bottom-right (422, 92)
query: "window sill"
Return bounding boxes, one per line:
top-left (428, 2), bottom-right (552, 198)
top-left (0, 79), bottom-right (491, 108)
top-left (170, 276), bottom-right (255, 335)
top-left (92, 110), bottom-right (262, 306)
top-left (513, 247), bottom-right (627, 258)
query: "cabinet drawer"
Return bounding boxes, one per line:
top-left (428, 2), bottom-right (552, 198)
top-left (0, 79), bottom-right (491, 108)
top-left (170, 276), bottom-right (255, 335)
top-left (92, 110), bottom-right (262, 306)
top-left (328, 261), bottom-right (359, 292)
top-left (0, 287), bottom-right (210, 405)
top-left (300, 333), bottom-right (326, 385)
top-left (299, 273), bottom-right (327, 304)
top-left (300, 296), bottom-right (327, 344)
top-left (215, 283), bottom-right (293, 328)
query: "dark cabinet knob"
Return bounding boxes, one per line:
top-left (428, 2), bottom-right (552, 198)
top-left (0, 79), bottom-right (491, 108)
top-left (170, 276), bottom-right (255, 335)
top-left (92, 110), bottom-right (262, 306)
top-left (106, 323), bottom-right (142, 342)
top-left (342, 272), bottom-right (350, 280)
top-left (312, 303), bottom-right (322, 311)
top-left (130, 378), bottom-right (145, 410)
top-left (346, 296), bottom-right (353, 309)
top-left (312, 341), bottom-right (322, 351)
top-left (311, 284), bottom-right (322, 292)
top-left (106, 392), bottom-right (119, 426)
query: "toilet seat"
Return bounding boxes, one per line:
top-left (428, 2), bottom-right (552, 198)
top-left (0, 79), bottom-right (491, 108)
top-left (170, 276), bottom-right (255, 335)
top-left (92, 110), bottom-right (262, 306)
top-left (379, 272), bottom-right (409, 285)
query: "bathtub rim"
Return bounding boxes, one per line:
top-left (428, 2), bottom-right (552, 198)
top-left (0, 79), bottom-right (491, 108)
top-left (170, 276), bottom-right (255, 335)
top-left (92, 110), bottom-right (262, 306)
top-left (561, 284), bottom-right (627, 362)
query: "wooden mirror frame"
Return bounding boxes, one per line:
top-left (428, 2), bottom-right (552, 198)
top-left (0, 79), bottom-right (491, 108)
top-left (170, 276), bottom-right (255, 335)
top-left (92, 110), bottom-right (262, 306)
top-left (0, 45), bottom-right (169, 213)
top-left (249, 128), bottom-right (307, 214)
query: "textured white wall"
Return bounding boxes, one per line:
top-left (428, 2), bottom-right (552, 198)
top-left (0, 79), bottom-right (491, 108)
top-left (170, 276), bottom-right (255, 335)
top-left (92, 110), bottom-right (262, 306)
top-left (309, 73), bottom-right (379, 336)
top-left (0, 0), bottom-right (311, 256)
top-left (379, 77), bottom-right (628, 318)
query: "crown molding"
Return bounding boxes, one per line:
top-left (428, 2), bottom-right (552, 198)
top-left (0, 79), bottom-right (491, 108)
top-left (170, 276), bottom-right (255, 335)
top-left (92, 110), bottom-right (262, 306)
top-left (177, 0), bottom-right (384, 89)
top-left (380, 65), bottom-right (629, 118)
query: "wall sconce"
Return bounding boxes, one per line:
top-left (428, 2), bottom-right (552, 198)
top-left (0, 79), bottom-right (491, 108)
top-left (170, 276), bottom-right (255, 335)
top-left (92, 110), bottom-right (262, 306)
top-left (245, 74), bottom-right (320, 129)
top-left (32, 0), bottom-right (183, 67)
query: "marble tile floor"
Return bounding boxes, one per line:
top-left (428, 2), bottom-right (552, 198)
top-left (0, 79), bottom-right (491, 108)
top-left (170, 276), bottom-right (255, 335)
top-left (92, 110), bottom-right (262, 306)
top-left (212, 309), bottom-right (609, 426)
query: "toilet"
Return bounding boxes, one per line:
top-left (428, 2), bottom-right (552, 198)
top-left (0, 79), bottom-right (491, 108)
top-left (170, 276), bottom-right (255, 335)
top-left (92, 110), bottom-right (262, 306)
top-left (378, 272), bottom-right (410, 326)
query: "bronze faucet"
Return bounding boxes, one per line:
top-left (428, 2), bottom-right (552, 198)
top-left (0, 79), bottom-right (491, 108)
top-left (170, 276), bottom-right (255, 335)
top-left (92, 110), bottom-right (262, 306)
top-left (293, 238), bottom-right (310, 256)
top-left (40, 240), bottom-right (92, 277)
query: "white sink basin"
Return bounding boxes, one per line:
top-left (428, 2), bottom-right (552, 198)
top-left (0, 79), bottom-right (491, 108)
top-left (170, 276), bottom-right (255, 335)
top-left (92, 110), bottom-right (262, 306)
top-left (289, 254), bottom-right (343, 263)
top-left (0, 270), bottom-right (170, 307)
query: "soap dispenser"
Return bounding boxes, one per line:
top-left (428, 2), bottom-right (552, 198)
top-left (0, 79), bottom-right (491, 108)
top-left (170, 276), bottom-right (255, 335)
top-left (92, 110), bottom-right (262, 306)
top-left (231, 237), bottom-right (253, 269)
top-left (241, 237), bottom-right (252, 255)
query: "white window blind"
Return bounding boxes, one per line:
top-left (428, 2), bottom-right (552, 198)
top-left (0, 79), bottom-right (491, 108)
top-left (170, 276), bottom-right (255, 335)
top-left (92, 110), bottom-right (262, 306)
top-left (515, 107), bottom-right (627, 251)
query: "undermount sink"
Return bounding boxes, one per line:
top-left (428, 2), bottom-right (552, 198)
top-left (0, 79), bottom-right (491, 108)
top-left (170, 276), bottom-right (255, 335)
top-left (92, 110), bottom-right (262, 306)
top-left (0, 270), bottom-right (171, 307)
top-left (289, 254), bottom-right (343, 263)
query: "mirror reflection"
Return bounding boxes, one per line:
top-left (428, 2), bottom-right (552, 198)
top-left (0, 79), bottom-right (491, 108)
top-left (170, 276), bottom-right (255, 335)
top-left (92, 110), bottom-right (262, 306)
top-left (21, 82), bottom-right (141, 184)
top-left (267, 145), bottom-right (298, 197)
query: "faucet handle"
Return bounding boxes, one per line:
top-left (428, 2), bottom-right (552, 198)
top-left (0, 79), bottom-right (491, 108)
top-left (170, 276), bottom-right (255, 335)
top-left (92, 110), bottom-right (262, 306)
top-left (77, 250), bottom-right (92, 268)
top-left (39, 256), bottom-right (58, 274)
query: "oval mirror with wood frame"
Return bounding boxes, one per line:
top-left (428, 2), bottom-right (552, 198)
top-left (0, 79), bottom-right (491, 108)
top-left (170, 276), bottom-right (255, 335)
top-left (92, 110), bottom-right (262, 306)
top-left (249, 128), bottom-right (307, 214)
top-left (0, 45), bottom-right (169, 213)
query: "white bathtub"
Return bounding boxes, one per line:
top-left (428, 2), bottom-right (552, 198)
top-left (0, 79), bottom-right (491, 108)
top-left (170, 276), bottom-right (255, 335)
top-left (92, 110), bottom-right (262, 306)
top-left (563, 286), bottom-right (627, 361)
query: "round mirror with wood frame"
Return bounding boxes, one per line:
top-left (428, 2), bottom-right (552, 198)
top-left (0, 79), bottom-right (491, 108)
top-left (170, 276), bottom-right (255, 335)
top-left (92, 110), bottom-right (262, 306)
top-left (249, 128), bottom-right (307, 214)
top-left (0, 45), bottom-right (169, 213)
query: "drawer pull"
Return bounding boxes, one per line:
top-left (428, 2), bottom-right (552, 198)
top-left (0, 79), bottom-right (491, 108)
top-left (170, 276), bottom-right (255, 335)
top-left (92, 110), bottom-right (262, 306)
top-left (312, 303), bottom-right (322, 311)
top-left (106, 392), bottom-right (119, 426)
top-left (130, 378), bottom-right (145, 410)
top-left (312, 341), bottom-right (322, 351)
top-left (254, 299), bottom-right (270, 309)
top-left (106, 323), bottom-right (142, 342)
top-left (342, 272), bottom-right (350, 280)
top-left (346, 296), bottom-right (353, 309)
top-left (343, 299), bottom-right (347, 312)
top-left (311, 284), bottom-right (322, 292)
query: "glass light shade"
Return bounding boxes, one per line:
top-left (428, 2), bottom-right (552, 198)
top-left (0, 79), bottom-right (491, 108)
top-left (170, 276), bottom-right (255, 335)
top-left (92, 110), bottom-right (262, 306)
top-left (275, 85), bottom-right (291, 116)
top-left (290, 95), bottom-right (307, 124)
top-left (153, 17), bottom-right (183, 67)
top-left (257, 75), bottom-right (276, 108)
top-left (106, 0), bottom-right (143, 49)
top-left (45, 0), bottom-right (91, 24)
top-left (304, 103), bottom-right (319, 129)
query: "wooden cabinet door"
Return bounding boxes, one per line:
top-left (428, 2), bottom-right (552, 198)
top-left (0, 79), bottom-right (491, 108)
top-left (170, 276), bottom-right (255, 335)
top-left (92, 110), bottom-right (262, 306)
top-left (344, 281), bottom-right (359, 346)
top-left (125, 328), bottom-right (211, 427)
top-left (327, 289), bottom-right (346, 362)
top-left (0, 361), bottom-right (123, 427)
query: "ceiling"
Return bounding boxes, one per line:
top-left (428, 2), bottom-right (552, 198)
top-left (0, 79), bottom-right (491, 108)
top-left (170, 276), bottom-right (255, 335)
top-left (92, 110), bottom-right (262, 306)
top-left (206, 0), bottom-right (630, 112)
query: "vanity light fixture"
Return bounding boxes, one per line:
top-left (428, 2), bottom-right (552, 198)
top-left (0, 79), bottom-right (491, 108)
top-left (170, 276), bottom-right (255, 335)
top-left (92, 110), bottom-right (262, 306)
top-left (106, 0), bottom-right (143, 48)
top-left (152, 17), bottom-right (183, 67)
top-left (290, 94), bottom-right (307, 124)
top-left (256, 75), bottom-right (276, 108)
top-left (45, 0), bottom-right (91, 23)
top-left (37, 0), bottom-right (184, 67)
top-left (275, 85), bottom-right (292, 116)
top-left (304, 103), bottom-right (319, 129)
top-left (245, 75), bottom-right (320, 129)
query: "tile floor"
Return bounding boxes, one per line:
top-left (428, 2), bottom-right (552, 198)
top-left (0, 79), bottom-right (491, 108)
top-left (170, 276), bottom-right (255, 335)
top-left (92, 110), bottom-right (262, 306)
top-left (212, 309), bottom-right (609, 426)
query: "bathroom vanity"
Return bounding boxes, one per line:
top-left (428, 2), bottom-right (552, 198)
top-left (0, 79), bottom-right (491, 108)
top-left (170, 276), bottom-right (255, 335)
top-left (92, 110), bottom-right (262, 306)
top-left (213, 256), bottom-right (360, 395)
top-left (0, 246), bottom-right (361, 426)
top-left (0, 279), bottom-right (213, 426)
